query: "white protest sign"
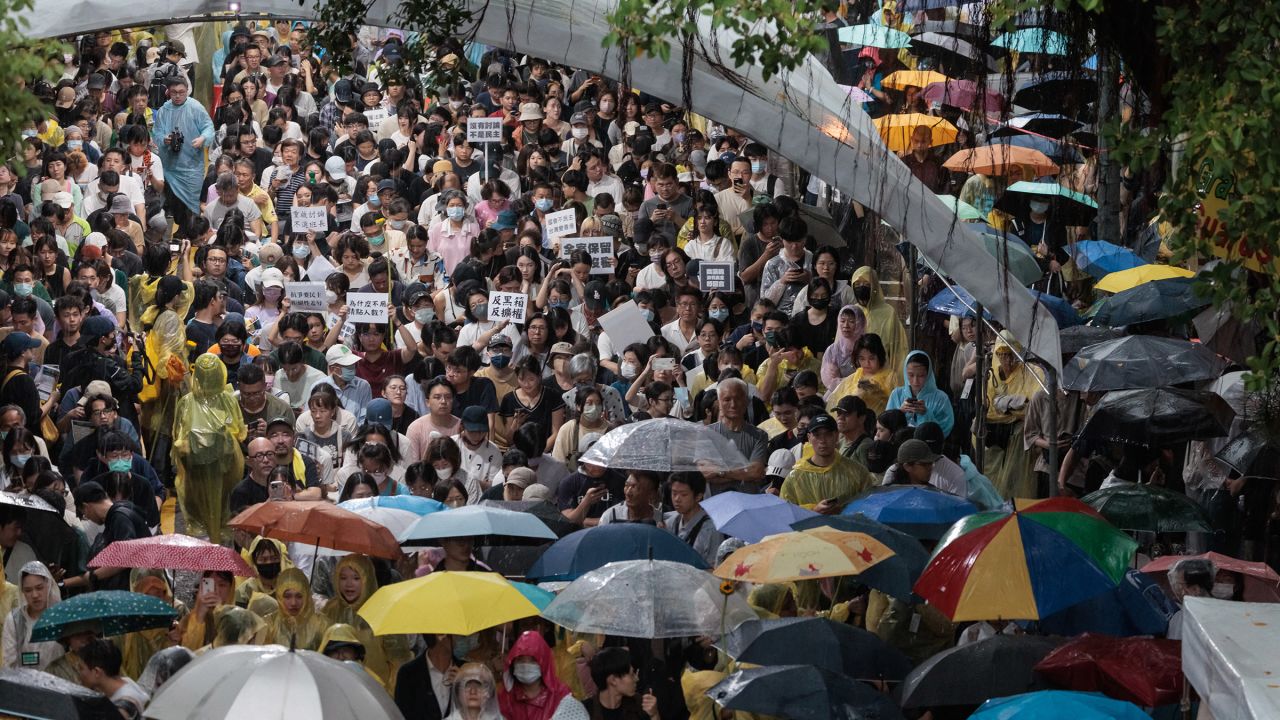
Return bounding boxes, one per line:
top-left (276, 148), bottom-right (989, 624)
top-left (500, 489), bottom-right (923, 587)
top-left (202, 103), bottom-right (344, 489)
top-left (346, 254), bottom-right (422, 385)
top-left (543, 209), bottom-right (578, 239)
top-left (467, 117), bottom-right (503, 143)
top-left (699, 261), bottom-right (735, 292)
top-left (347, 292), bottom-right (389, 323)
top-left (285, 282), bottom-right (328, 313)
top-left (304, 253), bottom-right (335, 281)
top-left (363, 106), bottom-right (389, 127)
top-left (598, 299), bottom-right (654, 351)
top-left (559, 237), bottom-right (615, 275)
top-left (487, 291), bottom-right (528, 324)
top-left (290, 206), bottom-right (328, 233)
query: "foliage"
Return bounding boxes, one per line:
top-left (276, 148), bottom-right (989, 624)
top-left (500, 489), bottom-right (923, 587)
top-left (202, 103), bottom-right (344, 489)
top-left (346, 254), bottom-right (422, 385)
top-left (1, 0), bottom-right (69, 161)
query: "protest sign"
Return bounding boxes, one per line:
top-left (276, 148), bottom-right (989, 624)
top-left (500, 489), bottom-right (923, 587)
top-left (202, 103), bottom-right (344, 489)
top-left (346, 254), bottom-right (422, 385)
top-left (363, 107), bottom-right (389, 127)
top-left (559, 237), bottom-right (614, 275)
top-left (347, 292), bottom-right (389, 323)
top-left (544, 209), bottom-right (578, 238)
top-left (286, 282), bottom-right (328, 312)
top-left (598, 300), bottom-right (654, 351)
top-left (699, 261), bottom-right (735, 291)
top-left (467, 117), bottom-right (503, 143)
top-left (290, 206), bottom-right (328, 233)
top-left (303, 254), bottom-right (335, 281)
top-left (487, 291), bottom-right (528, 324)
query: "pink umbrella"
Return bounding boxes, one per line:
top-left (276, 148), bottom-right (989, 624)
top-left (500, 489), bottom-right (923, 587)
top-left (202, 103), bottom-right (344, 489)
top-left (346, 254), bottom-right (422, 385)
top-left (921, 80), bottom-right (1005, 113)
top-left (90, 534), bottom-right (256, 576)
top-left (1140, 551), bottom-right (1280, 602)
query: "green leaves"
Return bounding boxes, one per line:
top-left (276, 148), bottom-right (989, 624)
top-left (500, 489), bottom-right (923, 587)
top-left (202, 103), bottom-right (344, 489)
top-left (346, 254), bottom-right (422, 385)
top-left (0, 0), bottom-right (68, 157)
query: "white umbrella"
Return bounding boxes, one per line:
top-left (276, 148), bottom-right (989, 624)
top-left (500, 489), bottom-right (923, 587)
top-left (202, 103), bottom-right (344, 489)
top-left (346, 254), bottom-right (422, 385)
top-left (144, 645), bottom-right (402, 720)
top-left (578, 418), bottom-right (751, 473)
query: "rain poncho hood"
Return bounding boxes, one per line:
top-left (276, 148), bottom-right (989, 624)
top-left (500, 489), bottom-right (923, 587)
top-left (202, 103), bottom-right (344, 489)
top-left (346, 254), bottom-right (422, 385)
top-left (779, 453), bottom-right (876, 509)
top-left (321, 555), bottom-right (377, 622)
top-left (151, 91), bottom-right (215, 213)
top-left (264, 568), bottom-right (331, 651)
top-left (138, 646), bottom-right (194, 695)
top-left (235, 536), bottom-right (293, 605)
top-left (16, 561), bottom-right (60, 612)
top-left (821, 305), bottom-right (866, 391)
top-left (446, 662), bottom-right (503, 720)
top-left (886, 350), bottom-right (956, 436)
top-left (122, 568), bottom-right (179, 679)
top-left (499, 630), bottom-right (571, 720)
top-left (212, 605), bottom-right (267, 647)
top-left (318, 553), bottom-right (410, 686)
top-left (748, 582), bottom-right (799, 619)
top-left (318, 622), bottom-right (366, 657)
top-left (850, 266), bottom-right (908, 371)
top-left (172, 354), bottom-right (246, 544)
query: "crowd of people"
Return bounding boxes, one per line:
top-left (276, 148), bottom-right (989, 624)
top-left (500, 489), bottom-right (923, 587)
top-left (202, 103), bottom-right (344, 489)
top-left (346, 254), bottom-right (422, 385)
top-left (0, 4), bottom-right (1272, 720)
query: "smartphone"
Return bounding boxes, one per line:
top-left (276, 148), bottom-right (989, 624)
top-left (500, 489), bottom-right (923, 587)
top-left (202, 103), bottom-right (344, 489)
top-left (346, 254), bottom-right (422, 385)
top-left (201, 577), bottom-right (215, 596)
top-left (656, 203), bottom-right (668, 211)
top-left (269, 480), bottom-right (285, 500)
top-left (168, 243), bottom-right (180, 253)
top-left (654, 357), bottom-right (676, 372)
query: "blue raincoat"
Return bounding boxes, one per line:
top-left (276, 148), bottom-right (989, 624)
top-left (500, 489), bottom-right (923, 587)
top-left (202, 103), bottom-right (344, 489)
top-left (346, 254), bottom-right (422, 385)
top-left (151, 92), bottom-right (215, 214)
top-left (886, 350), bottom-right (955, 436)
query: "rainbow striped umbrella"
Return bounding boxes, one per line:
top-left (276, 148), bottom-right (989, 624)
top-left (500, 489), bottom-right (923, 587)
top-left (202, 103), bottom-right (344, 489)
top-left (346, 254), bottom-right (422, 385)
top-left (913, 498), bottom-right (1137, 621)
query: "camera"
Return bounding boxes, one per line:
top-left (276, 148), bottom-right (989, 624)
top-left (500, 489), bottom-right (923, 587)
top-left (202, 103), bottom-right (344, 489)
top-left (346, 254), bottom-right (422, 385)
top-left (164, 129), bottom-right (185, 153)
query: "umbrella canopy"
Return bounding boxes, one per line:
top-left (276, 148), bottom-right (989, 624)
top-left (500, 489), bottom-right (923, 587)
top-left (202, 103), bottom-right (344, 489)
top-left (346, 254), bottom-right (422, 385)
top-left (542, 559), bottom-right (756, 639)
top-left (700, 491), bottom-right (819, 543)
top-left (970, 690), bottom-right (1150, 719)
top-left (1062, 336), bottom-right (1226, 392)
top-left (31, 590), bottom-right (178, 642)
top-left (837, 23), bottom-right (911, 49)
top-left (299, 497), bottom-right (448, 558)
top-left (708, 665), bottom-right (906, 720)
top-left (998, 181), bottom-right (1098, 226)
top-left (1034, 634), bottom-right (1183, 708)
top-left (881, 69), bottom-right (950, 91)
top-left (713, 528), bottom-right (895, 583)
top-left (989, 113), bottom-right (1085, 140)
top-left (578, 418), bottom-right (751, 473)
top-left (397, 504), bottom-right (558, 546)
top-left (1012, 71), bottom-right (1101, 111)
top-left (143, 645), bottom-right (401, 720)
top-left (1077, 388), bottom-right (1234, 447)
top-left (910, 32), bottom-right (997, 72)
top-left (228, 501), bottom-right (401, 559)
top-left (842, 485), bottom-right (978, 539)
top-left (792, 514), bottom-right (931, 601)
top-left (1215, 428), bottom-right (1280, 479)
top-left (1071, 240), bottom-right (1147, 279)
top-left (720, 617), bottom-right (914, 682)
top-left (1094, 264), bottom-right (1195, 293)
top-left (944, 144), bottom-right (1059, 176)
top-left (921, 79), bottom-right (1005, 113)
top-left (0, 491), bottom-right (58, 514)
top-left (88, 534), bottom-right (254, 576)
top-left (898, 634), bottom-right (1064, 709)
top-left (1080, 483), bottom-right (1214, 532)
top-left (1000, 134), bottom-right (1086, 165)
top-left (1142, 551), bottom-right (1280, 603)
top-left (1058, 325), bottom-right (1123, 355)
top-left (936, 193), bottom-right (985, 220)
top-left (0, 668), bottom-right (118, 720)
top-left (914, 497), bottom-right (1138, 621)
top-left (1039, 569), bottom-right (1178, 637)
top-left (1028, 290), bottom-right (1081, 327)
top-left (873, 113), bottom-right (959, 153)
top-left (981, 232), bottom-right (1047, 286)
top-left (359, 571), bottom-right (549, 636)
top-left (526, 523), bottom-right (709, 581)
top-left (991, 28), bottom-right (1069, 55)
top-left (479, 499), bottom-right (580, 537)
top-left (909, 18), bottom-right (983, 42)
top-left (926, 286), bottom-right (991, 319)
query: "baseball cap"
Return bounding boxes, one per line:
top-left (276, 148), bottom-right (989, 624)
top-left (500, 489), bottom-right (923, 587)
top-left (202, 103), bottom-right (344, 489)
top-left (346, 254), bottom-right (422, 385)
top-left (50, 191), bottom-right (73, 209)
top-left (505, 467), bottom-right (536, 489)
top-left (376, 178), bottom-right (398, 193)
top-left (260, 268), bottom-right (285, 288)
top-left (833, 395), bottom-right (868, 416)
top-left (324, 155), bottom-right (349, 181)
top-left (569, 112), bottom-right (589, 126)
top-left (491, 209), bottom-right (518, 231)
top-left (517, 102), bottom-right (544, 120)
top-left (488, 333), bottom-right (513, 351)
top-left (404, 282), bottom-right (431, 306)
top-left (766, 449), bottom-right (796, 479)
top-left (807, 414), bottom-right (837, 434)
top-left (81, 315), bottom-right (114, 342)
top-left (266, 416), bottom-right (295, 434)
top-left (333, 78), bottom-right (355, 105)
top-left (599, 214), bottom-right (622, 237)
top-left (258, 242), bottom-right (283, 265)
top-left (688, 149), bottom-right (708, 174)
top-left (431, 159), bottom-right (454, 175)
top-left (109, 194), bottom-right (132, 214)
top-left (263, 54), bottom-right (286, 68)
top-left (623, 121), bottom-right (641, 137)
top-left (461, 406), bottom-right (489, 432)
top-left (84, 231), bottom-right (108, 249)
top-left (0, 332), bottom-right (41, 357)
top-left (167, 39), bottom-right (187, 57)
top-left (78, 379), bottom-right (114, 407)
top-left (524, 484), bottom-right (552, 502)
top-left (573, 100), bottom-right (595, 115)
top-left (325, 344), bottom-right (360, 366)
top-left (896, 439), bottom-right (940, 465)
top-left (582, 280), bottom-right (610, 312)
top-left (365, 398), bottom-right (393, 428)
top-left (579, 432), bottom-right (603, 463)
top-left (550, 342), bottom-right (574, 358)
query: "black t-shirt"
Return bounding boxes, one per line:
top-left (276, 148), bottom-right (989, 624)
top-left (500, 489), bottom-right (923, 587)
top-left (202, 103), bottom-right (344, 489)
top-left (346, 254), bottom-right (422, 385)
top-left (0, 367), bottom-right (40, 435)
top-left (44, 336), bottom-right (83, 369)
top-left (452, 376), bottom-right (498, 416)
top-left (230, 475), bottom-right (268, 515)
top-left (452, 159), bottom-right (484, 186)
top-left (186, 319), bottom-right (219, 358)
top-left (85, 471), bottom-right (161, 528)
top-left (556, 469), bottom-right (626, 519)
top-left (92, 501), bottom-right (150, 590)
top-left (500, 385), bottom-right (566, 433)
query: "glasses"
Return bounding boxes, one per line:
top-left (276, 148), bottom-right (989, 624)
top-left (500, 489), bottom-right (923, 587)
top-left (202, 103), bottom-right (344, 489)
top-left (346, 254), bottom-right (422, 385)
top-left (89, 409), bottom-right (116, 418)
top-left (654, 395), bottom-right (675, 403)
top-left (248, 451), bottom-right (275, 460)
top-left (676, 301), bottom-right (699, 309)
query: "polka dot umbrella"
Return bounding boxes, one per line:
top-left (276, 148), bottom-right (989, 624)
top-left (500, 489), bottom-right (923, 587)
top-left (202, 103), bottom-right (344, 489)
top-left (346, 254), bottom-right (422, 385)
top-left (88, 534), bottom-right (255, 576)
top-left (30, 590), bottom-right (178, 642)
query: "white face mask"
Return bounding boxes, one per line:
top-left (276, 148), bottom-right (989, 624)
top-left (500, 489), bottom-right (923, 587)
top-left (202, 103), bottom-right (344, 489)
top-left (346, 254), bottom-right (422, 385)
top-left (512, 661), bottom-right (542, 684)
top-left (620, 361), bottom-right (637, 379)
top-left (572, 127), bottom-right (588, 140)
top-left (1211, 582), bottom-right (1234, 599)
top-left (435, 466), bottom-right (453, 481)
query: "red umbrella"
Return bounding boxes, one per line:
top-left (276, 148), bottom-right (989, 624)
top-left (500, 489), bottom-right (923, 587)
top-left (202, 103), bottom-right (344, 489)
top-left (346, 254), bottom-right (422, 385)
top-left (89, 534), bottom-right (255, 576)
top-left (921, 79), bottom-right (1005, 113)
top-left (228, 501), bottom-right (402, 559)
top-left (1140, 551), bottom-right (1280, 603)
top-left (1034, 633), bottom-right (1182, 707)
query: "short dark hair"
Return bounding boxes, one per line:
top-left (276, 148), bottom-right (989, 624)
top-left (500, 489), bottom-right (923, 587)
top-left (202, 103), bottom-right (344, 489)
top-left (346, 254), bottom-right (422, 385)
top-left (589, 647), bottom-right (633, 689)
top-left (668, 471), bottom-right (706, 496)
top-left (237, 363), bottom-right (266, 386)
top-left (446, 345), bottom-right (482, 373)
top-left (73, 480), bottom-right (109, 506)
top-left (277, 341), bottom-right (304, 366)
top-left (79, 638), bottom-right (123, 676)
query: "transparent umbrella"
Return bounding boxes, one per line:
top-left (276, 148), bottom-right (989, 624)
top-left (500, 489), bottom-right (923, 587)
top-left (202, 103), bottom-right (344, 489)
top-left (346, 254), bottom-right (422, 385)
top-left (578, 418), bottom-right (751, 473)
top-left (541, 559), bottom-right (757, 639)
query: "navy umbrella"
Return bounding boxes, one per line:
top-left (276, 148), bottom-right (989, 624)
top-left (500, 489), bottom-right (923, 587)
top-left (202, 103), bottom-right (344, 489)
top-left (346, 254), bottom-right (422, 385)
top-left (1039, 569), bottom-right (1178, 637)
top-left (989, 113), bottom-right (1084, 140)
top-left (708, 665), bottom-right (907, 720)
top-left (792, 513), bottom-right (930, 601)
top-left (526, 523), bottom-right (708, 581)
top-left (1028, 290), bottom-right (1081, 327)
top-left (1058, 325), bottom-right (1123, 355)
top-left (1078, 387), bottom-right (1234, 447)
top-left (1091, 277), bottom-right (1209, 327)
top-left (1001, 133), bottom-right (1085, 165)
top-left (720, 617), bottom-right (914, 681)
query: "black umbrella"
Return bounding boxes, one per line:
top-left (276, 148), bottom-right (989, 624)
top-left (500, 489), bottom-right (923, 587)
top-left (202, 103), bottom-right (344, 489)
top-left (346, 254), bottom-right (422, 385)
top-left (910, 32), bottom-right (998, 74)
top-left (792, 514), bottom-right (930, 601)
top-left (989, 114), bottom-right (1084, 140)
top-left (708, 665), bottom-right (906, 720)
top-left (909, 19), bottom-right (984, 42)
top-left (1058, 325), bottom-right (1122, 355)
top-left (480, 500), bottom-right (580, 537)
top-left (0, 668), bottom-right (119, 720)
top-left (1078, 388), bottom-right (1234, 447)
top-left (1061, 335), bottom-right (1226, 392)
top-left (719, 617), bottom-right (914, 682)
top-left (1012, 71), bottom-right (1099, 111)
top-left (1092, 278), bottom-right (1210, 327)
top-left (897, 634), bottom-right (1063, 709)
top-left (1215, 428), bottom-right (1280, 479)
top-left (475, 500), bottom-right (574, 577)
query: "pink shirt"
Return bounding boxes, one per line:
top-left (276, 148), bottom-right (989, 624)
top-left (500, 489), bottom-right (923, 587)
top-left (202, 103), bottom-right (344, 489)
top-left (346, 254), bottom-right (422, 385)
top-left (475, 200), bottom-right (509, 229)
top-left (427, 218), bottom-right (480, 275)
top-left (406, 413), bottom-right (462, 462)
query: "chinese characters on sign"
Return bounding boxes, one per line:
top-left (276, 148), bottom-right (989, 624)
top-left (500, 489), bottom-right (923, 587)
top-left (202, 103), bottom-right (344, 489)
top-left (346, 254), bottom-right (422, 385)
top-left (559, 237), bottom-right (614, 275)
top-left (487, 291), bottom-right (528, 324)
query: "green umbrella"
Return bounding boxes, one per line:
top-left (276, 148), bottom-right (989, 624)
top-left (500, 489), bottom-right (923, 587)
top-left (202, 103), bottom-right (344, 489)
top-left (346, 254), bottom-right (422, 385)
top-left (937, 194), bottom-right (985, 220)
top-left (1080, 483), bottom-right (1214, 533)
top-left (837, 24), bottom-right (912, 49)
top-left (991, 28), bottom-right (1069, 55)
top-left (981, 232), bottom-right (1043, 285)
top-left (31, 590), bottom-right (178, 642)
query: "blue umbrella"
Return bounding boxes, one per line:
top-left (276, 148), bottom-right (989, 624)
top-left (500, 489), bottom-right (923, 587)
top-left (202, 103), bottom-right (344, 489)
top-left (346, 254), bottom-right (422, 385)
top-left (991, 28), bottom-right (1068, 55)
top-left (1002, 134), bottom-right (1085, 165)
top-left (1091, 277), bottom-right (1209, 326)
top-left (1039, 569), bottom-right (1177, 637)
top-left (1072, 240), bottom-right (1147, 278)
top-left (526, 523), bottom-right (708, 581)
top-left (842, 486), bottom-right (977, 539)
top-left (926, 286), bottom-right (989, 319)
top-left (701, 491), bottom-right (819, 543)
top-left (31, 591), bottom-right (178, 642)
top-left (971, 690), bottom-right (1149, 719)
top-left (837, 24), bottom-right (912, 49)
top-left (397, 505), bottom-right (558, 546)
top-left (1028, 290), bottom-right (1081, 327)
top-left (340, 495), bottom-right (446, 516)
top-left (511, 581), bottom-right (556, 610)
top-left (791, 513), bottom-right (931, 600)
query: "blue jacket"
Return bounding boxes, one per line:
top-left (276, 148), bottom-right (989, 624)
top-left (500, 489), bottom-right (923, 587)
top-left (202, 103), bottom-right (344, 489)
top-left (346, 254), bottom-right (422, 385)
top-left (886, 350), bottom-right (955, 436)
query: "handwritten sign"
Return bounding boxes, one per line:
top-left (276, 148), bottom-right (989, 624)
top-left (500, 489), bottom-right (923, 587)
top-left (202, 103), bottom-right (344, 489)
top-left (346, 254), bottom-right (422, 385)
top-left (559, 237), bottom-right (614, 275)
top-left (290, 206), bottom-right (328, 233)
top-left (487, 291), bottom-right (528, 324)
top-left (363, 106), bottom-right (390, 127)
top-left (467, 117), bottom-right (503, 143)
top-left (347, 292), bottom-right (389, 323)
top-left (285, 282), bottom-right (328, 313)
top-left (699, 261), bottom-right (735, 292)
top-left (543, 209), bottom-right (578, 239)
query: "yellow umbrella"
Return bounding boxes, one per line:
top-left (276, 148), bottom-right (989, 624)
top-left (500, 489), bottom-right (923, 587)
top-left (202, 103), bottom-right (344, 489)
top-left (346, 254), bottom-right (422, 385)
top-left (1095, 265), bottom-right (1195, 294)
top-left (882, 70), bottom-right (951, 90)
top-left (357, 571), bottom-right (550, 636)
top-left (713, 528), bottom-right (895, 583)
top-left (873, 113), bottom-right (959, 153)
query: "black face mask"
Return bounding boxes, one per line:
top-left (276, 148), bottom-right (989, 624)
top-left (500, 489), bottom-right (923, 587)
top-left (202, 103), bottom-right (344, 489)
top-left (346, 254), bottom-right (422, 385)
top-left (255, 562), bottom-right (282, 580)
top-left (810, 297), bottom-right (831, 311)
top-left (853, 285), bottom-right (872, 304)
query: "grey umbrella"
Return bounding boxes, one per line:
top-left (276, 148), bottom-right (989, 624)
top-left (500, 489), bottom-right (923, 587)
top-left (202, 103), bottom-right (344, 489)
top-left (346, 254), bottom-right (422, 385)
top-left (0, 668), bottom-right (118, 720)
top-left (1061, 335), bottom-right (1225, 392)
top-left (708, 665), bottom-right (906, 720)
top-left (897, 634), bottom-right (1063, 709)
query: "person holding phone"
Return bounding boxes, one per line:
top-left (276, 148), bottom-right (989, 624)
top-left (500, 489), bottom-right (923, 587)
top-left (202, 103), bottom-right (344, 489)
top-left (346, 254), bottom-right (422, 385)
top-left (778, 414), bottom-right (874, 514)
top-left (886, 350), bottom-right (955, 437)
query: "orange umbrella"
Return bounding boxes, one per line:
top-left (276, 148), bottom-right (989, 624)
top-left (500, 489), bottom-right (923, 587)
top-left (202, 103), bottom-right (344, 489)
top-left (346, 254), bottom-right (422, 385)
top-left (228, 501), bottom-right (402, 559)
top-left (873, 113), bottom-right (958, 153)
top-left (943, 144), bottom-right (1060, 177)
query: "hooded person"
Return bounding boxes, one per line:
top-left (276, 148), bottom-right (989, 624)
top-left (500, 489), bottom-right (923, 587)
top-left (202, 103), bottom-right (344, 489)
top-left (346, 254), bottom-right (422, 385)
top-left (1, 561), bottom-right (63, 670)
top-left (498, 630), bottom-right (584, 720)
top-left (821, 305), bottom-right (865, 392)
top-left (320, 554), bottom-right (412, 688)
top-left (120, 569), bottom-right (186, 679)
top-left (886, 350), bottom-right (955, 436)
top-left (263, 567), bottom-right (331, 650)
top-left (447, 662), bottom-right (503, 720)
top-left (172, 354), bottom-right (247, 544)
top-left (747, 582), bottom-right (800, 619)
top-left (318, 623), bottom-right (390, 687)
top-left (778, 414), bottom-right (875, 510)
top-left (210, 605), bottom-right (268, 648)
top-left (139, 274), bottom-right (193, 465)
top-left (981, 331), bottom-right (1044, 499)
top-left (0, 560), bottom-right (18, 629)
top-left (849, 266), bottom-right (907, 373)
top-left (138, 646), bottom-right (194, 695)
top-left (235, 536), bottom-right (293, 606)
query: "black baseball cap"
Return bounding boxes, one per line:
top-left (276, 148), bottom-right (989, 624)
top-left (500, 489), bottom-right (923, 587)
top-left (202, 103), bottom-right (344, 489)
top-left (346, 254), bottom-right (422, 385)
top-left (807, 414), bottom-right (837, 435)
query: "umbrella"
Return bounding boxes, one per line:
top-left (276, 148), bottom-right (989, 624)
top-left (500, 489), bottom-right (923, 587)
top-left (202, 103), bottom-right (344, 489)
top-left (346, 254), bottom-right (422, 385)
top-left (1208, 370), bottom-right (1249, 415)
top-left (1058, 325), bottom-right (1122, 355)
top-left (0, 491), bottom-right (57, 514)
top-left (792, 513), bottom-right (931, 601)
top-left (943, 144), bottom-right (1059, 177)
top-left (526, 523), bottom-right (709, 581)
top-left (970, 690), bottom-right (1150, 719)
top-left (1194, 301), bottom-right (1259, 364)
top-left (1141, 551), bottom-right (1280, 603)
top-left (898, 634), bottom-right (1063, 708)
top-left (299, 497), bottom-right (448, 558)
top-left (397, 504), bottom-right (558, 546)
top-left (1077, 387), bottom-right (1234, 447)
top-left (358, 571), bottom-right (549, 636)
top-left (881, 70), bottom-right (950, 91)
top-left (1028, 290), bottom-right (1081, 327)
top-left (873, 113), bottom-right (959, 153)
top-left (578, 418), bottom-right (751, 474)
top-left (143, 645), bottom-right (400, 720)
top-left (910, 32), bottom-right (997, 73)
top-left (1215, 428), bottom-right (1280, 480)
top-left (88, 534), bottom-right (254, 576)
top-left (926, 286), bottom-right (991, 319)
top-left (31, 590), bottom-right (178, 642)
top-left (479, 499), bottom-right (579, 537)
top-left (1012, 71), bottom-right (1101, 111)
top-left (1093, 264), bottom-right (1194, 293)
top-left (720, 617), bottom-right (914, 682)
top-left (700, 491), bottom-right (819, 543)
top-left (0, 668), bottom-right (118, 720)
top-left (228, 501), bottom-right (402, 559)
top-left (909, 19), bottom-right (983, 42)
top-left (708, 665), bottom-right (906, 720)
top-left (837, 24), bottom-right (912, 49)
top-left (1000, 134), bottom-right (1086, 165)
top-left (1034, 634), bottom-right (1183, 708)
top-left (1080, 483), bottom-right (1214, 532)
top-left (1070, 240), bottom-right (1147, 279)
top-left (842, 485), bottom-right (978, 540)
top-left (1039, 569), bottom-right (1178, 636)
top-left (989, 113), bottom-right (1085, 140)
top-left (837, 83), bottom-right (875, 103)
top-left (936, 193), bottom-right (985, 220)
top-left (998, 181), bottom-right (1098, 226)
top-left (976, 232), bottom-right (1043, 286)
top-left (713, 528), bottom-right (895, 583)
top-left (991, 28), bottom-right (1069, 55)
top-left (921, 79), bottom-right (1005, 113)
top-left (913, 497), bottom-right (1138, 621)
top-left (1062, 336), bottom-right (1226, 392)
top-left (541, 559), bottom-right (756, 638)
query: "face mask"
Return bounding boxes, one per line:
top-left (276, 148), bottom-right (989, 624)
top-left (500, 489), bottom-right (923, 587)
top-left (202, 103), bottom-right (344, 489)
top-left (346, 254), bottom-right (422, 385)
top-left (255, 562), bottom-right (281, 580)
top-left (765, 331), bottom-right (780, 346)
top-left (447, 206), bottom-right (466, 221)
top-left (108, 457), bottom-right (132, 473)
top-left (292, 244), bottom-right (310, 259)
top-left (1029, 200), bottom-right (1050, 214)
top-left (371, 470), bottom-right (388, 483)
top-left (672, 132), bottom-right (686, 144)
top-left (11, 453), bottom-right (30, 468)
top-left (641, 308), bottom-right (654, 322)
top-left (368, 234), bottom-right (385, 246)
top-left (325, 290), bottom-right (338, 304)
top-left (572, 127), bottom-right (588, 140)
top-left (13, 283), bottom-right (32, 297)
top-left (810, 297), bottom-right (830, 311)
top-left (513, 661), bottom-right (542, 684)
top-left (548, 299), bottom-right (569, 310)
top-left (649, 251), bottom-right (665, 265)
top-left (751, 161), bottom-right (766, 174)
top-left (98, 191), bottom-right (110, 202)
top-left (415, 308), bottom-right (435, 324)
top-left (220, 341), bottom-right (241, 357)
top-left (340, 365), bottom-right (356, 382)
top-left (853, 285), bottom-right (872, 304)
top-left (490, 354), bottom-right (511, 369)
top-left (978, 197), bottom-right (995, 215)
top-left (263, 287), bottom-right (282, 301)
top-left (435, 466), bottom-right (453, 481)
top-left (263, 375), bottom-right (275, 392)
top-left (449, 99), bottom-right (463, 110)
top-left (582, 403), bottom-right (603, 422)
top-left (534, 198), bottom-right (554, 213)
top-left (471, 302), bottom-right (488, 320)
top-left (751, 321), bottom-right (763, 333)
top-left (599, 101), bottom-right (615, 113)
top-left (389, 219), bottom-right (408, 230)
top-left (67, 140), bottom-right (83, 150)
top-left (639, 168), bottom-right (650, 179)
top-left (709, 308), bottom-right (729, 322)
top-left (368, 195), bottom-right (382, 208)
top-left (620, 361), bottom-right (637, 379)
top-left (1212, 583), bottom-right (1234, 599)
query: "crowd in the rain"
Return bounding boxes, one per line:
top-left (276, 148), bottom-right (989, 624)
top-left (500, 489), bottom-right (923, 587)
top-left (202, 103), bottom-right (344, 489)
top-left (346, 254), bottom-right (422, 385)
top-left (0, 3), bottom-right (1275, 720)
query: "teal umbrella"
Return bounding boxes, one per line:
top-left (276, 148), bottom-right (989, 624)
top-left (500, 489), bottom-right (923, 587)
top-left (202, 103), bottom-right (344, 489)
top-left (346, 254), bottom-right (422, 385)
top-left (31, 590), bottom-right (178, 642)
top-left (937, 194), bottom-right (985, 220)
top-left (837, 24), bottom-right (912, 49)
top-left (981, 232), bottom-right (1044, 286)
top-left (999, 181), bottom-right (1099, 226)
top-left (991, 28), bottom-right (1069, 55)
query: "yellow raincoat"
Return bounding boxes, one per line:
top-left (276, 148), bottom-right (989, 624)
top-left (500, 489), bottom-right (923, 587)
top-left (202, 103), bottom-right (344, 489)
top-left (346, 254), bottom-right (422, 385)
top-left (849, 267), bottom-right (908, 372)
top-left (825, 361), bottom-right (897, 415)
top-left (981, 333), bottom-right (1044, 499)
top-left (234, 537), bottom-right (292, 607)
top-left (119, 569), bottom-right (186, 679)
top-left (320, 555), bottom-right (411, 688)
top-left (318, 623), bottom-right (387, 688)
top-left (0, 563), bottom-right (17, 628)
top-left (179, 574), bottom-right (235, 651)
top-left (172, 355), bottom-right (246, 544)
top-left (209, 605), bottom-right (267, 648)
top-left (779, 454), bottom-right (875, 509)
top-left (263, 568), bottom-right (331, 651)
